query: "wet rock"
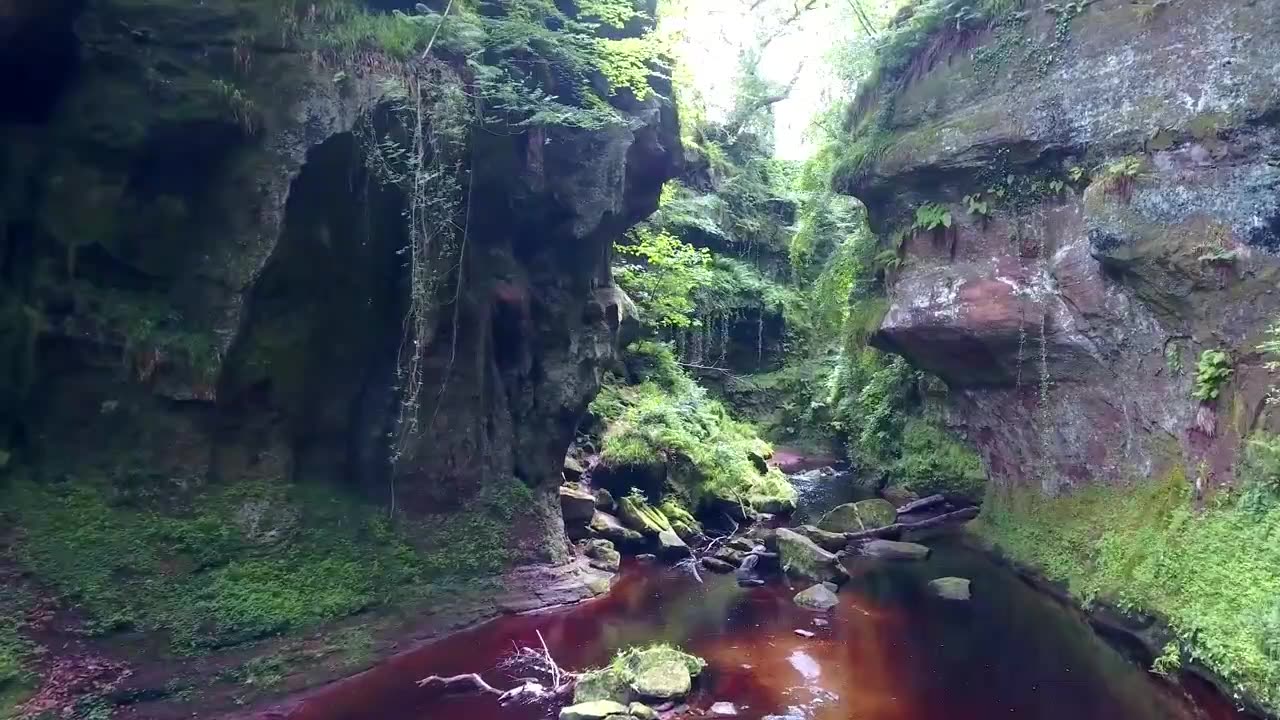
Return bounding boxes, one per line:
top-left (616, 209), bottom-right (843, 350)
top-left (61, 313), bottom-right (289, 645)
top-left (735, 553), bottom-right (760, 584)
top-left (794, 629), bottom-right (815, 638)
top-left (628, 703), bottom-right (658, 720)
top-left (793, 583), bottom-right (839, 611)
top-left (818, 499), bottom-right (896, 533)
top-left (726, 537), bottom-right (757, 553)
top-left (861, 539), bottom-right (930, 561)
top-left (564, 456), bottom-right (587, 482)
top-left (776, 528), bottom-right (850, 586)
top-left (590, 511), bottom-right (644, 546)
top-left (738, 578), bottom-right (766, 587)
top-left (594, 488), bottom-right (616, 511)
top-left (635, 553), bottom-right (657, 562)
top-left (712, 547), bottom-right (747, 566)
top-left (794, 524), bottom-right (847, 552)
top-left (656, 530), bottom-right (691, 559)
top-left (710, 701), bottom-right (739, 717)
top-left (618, 494), bottom-right (673, 537)
top-left (700, 556), bottom-right (736, 574)
top-left (561, 484), bottom-right (599, 523)
top-left (929, 577), bottom-right (972, 601)
top-left (585, 539), bottom-right (621, 573)
top-left (560, 700), bottom-right (630, 720)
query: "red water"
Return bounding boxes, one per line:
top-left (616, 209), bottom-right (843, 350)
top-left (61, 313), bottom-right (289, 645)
top-left (286, 540), bottom-right (1250, 720)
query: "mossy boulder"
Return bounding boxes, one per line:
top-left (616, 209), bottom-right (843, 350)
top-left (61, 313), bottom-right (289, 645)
top-left (623, 646), bottom-right (705, 701)
top-left (576, 645), bottom-right (705, 706)
top-left (617, 494), bottom-right (672, 536)
top-left (818, 499), bottom-right (896, 533)
top-left (584, 539), bottom-right (621, 572)
top-left (629, 703), bottom-right (658, 720)
top-left (658, 499), bottom-right (701, 540)
top-left (560, 700), bottom-right (630, 720)
top-left (928, 576), bottom-right (971, 601)
top-left (776, 528), bottom-right (850, 586)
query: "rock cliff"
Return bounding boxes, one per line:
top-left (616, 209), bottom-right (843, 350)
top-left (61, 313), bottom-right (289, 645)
top-left (0, 0), bottom-right (677, 713)
top-left (843, 0), bottom-right (1280, 493)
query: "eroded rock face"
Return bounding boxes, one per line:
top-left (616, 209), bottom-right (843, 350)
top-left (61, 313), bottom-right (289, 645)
top-left (850, 0), bottom-right (1280, 493)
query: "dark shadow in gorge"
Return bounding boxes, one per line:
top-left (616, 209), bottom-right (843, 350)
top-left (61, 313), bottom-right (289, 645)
top-left (217, 130), bottom-right (408, 495)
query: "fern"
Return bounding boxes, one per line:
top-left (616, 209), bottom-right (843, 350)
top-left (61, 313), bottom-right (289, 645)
top-left (913, 202), bottom-right (953, 231)
top-left (1192, 349), bottom-right (1233, 402)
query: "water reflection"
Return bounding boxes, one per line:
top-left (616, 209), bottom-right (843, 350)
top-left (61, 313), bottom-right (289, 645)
top-left (286, 539), bottom-right (1244, 720)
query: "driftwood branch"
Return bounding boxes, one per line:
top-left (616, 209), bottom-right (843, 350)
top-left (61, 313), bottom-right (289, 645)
top-left (416, 673), bottom-right (505, 696)
top-left (894, 494), bottom-right (947, 516)
top-left (844, 507), bottom-right (980, 544)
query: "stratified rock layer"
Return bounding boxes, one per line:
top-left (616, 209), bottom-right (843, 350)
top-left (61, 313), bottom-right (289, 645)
top-left (847, 0), bottom-right (1280, 492)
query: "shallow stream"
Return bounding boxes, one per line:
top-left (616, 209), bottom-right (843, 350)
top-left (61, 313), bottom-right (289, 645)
top-left (285, 537), bottom-right (1244, 720)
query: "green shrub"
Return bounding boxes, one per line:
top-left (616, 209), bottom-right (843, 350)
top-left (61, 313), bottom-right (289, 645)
top-left (893, 419), bottom-right (987, 502)
top-left (1192, 349), bottom-right (1233, 402)
top-left (1239, 433), bottom-right (1280, 511)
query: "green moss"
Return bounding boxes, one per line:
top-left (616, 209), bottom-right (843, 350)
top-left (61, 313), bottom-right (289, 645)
top-left (0, 471), bottom-right (522, 654)
top-left (893, 419), bottom-right (987, 502)
top-left (0, 587), bottom-right (35, 716)
top-left (592, 347), bottom-right (796, 512)
top-left (976, 468), bottom-right (1280, 713)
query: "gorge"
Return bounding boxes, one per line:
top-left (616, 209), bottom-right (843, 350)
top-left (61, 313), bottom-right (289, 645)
top-left (1, 0), bottom-right (1278, 719)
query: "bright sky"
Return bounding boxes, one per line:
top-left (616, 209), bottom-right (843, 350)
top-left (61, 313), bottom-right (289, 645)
top-left (664, 0), bottom-right (893, 160)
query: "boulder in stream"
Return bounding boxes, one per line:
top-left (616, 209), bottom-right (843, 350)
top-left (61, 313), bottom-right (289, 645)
top-left (776, 528), bottom-right (850, 586)
top-left (656, 530), bottom-right (691, 559)
top-left (818, 499), bottom-right (896, 533)
top-left (585, 539), bottom-right (621, 572)
top-left (561, 484), bottom-right (599, 523)
top-left (590, 511), bottom-right (644, 546)
top-left (861, 539), bottom-right (931, 561)
top-left (710, 701), bottom-right (739, 716)
top-left (793, 583), bottom-right (839, 611)
top-left (929, 577), bottom-right (972, 601)
top-left (560, 700), bottom-right (630, 720)
top-left (625, 646), bottom-right (706, 701)
top-left (701, 556), bottom-right (736, 574)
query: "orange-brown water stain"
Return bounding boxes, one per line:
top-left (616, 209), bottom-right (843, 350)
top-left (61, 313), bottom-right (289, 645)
top-left (284, 541), bottom-right (1253, 720)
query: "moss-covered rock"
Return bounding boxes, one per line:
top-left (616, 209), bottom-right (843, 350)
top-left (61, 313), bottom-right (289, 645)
top-left (658, 499), bottom-right (702, 540)
top-left (575, 645), bottom-right (705, 706)
top-left (617, 494), bottom-right (672, 536)
top-left (793, 583), bottom-right (839, 611)
top-left (861, 539), bottom-right (930, 561)
top-left (584, 539), bottom-right (621, 573)
top-left (928, 577), bottom-right (971, 601)
top-left (776, 528), bottom-right (850, 586)
top-left (560, 700), bottom-right (630, 720)
top-left (818, 499), bottom-right (896, 533)
top-left (590, 511), bottom-right (644, 547)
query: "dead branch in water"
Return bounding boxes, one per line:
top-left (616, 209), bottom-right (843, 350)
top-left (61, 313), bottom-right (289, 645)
top-left (844, 507), bottom-right (981, 544)
top-left (419, 630), bottom-right (577, 705)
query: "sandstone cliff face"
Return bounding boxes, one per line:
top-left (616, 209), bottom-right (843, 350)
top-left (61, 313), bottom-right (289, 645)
top-left (846, 0), bottom-right (1280, 492)
top-left (1, 0), bottom-right (675, 585)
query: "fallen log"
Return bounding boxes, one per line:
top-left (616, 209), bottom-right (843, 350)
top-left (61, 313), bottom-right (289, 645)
top-left (894, 494), bottom-right (947, 516)
top-left (844, 507), bottom-right (980, 545)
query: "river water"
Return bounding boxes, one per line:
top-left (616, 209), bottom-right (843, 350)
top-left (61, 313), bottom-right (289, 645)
top-left (285, 537), bottom-right (1245, 720)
